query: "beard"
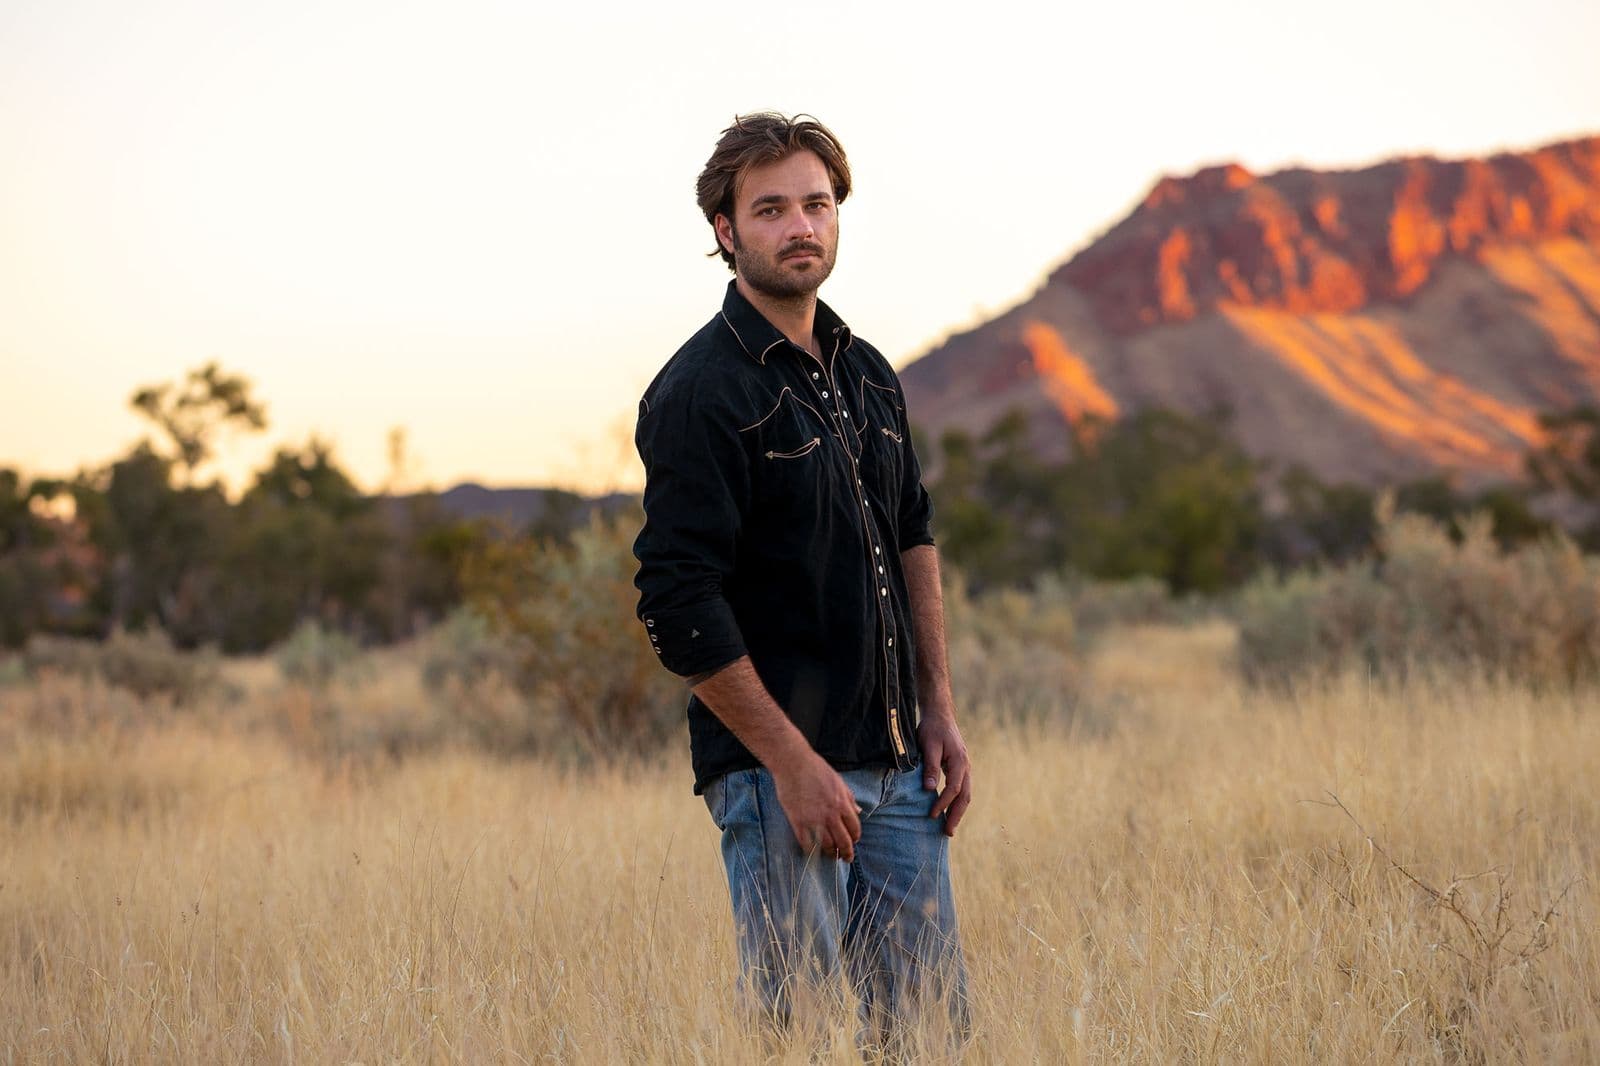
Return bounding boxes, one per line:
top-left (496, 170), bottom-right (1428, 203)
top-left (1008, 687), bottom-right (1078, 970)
top-left (731, 230), bottom-right (837, 301)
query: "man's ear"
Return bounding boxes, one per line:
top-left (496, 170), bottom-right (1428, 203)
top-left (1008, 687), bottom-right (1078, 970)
top-left (714, 213), bottom-right (736, 256)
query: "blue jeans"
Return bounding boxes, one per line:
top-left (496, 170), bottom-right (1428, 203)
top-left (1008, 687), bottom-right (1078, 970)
top-left (703, 764), bottom-right (971, 1054)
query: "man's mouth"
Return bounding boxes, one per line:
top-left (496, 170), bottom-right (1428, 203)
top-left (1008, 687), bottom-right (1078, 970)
top-left (783, 244), bottom-right (824, 261)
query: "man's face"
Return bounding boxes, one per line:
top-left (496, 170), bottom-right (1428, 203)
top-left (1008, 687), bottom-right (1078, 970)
top-left (716, 150), bottom-right (839, 300)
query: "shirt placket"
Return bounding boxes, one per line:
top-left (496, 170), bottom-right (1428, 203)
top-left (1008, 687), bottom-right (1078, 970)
top-left (799, 336), bottom-right (912, 768)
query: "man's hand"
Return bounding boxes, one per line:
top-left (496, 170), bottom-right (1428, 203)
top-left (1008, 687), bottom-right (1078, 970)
top-left (900, 544), bottom-right (970, 837)
top-left (771, 752), bottom-right (862, 861)
top-left (918, 710), bottom-right (972, 837)
top-left (688, 658), bottom-right (861, 861)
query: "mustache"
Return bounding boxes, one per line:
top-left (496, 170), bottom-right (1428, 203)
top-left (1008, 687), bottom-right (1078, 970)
top-left (781, 241), bottom-right (826, 259)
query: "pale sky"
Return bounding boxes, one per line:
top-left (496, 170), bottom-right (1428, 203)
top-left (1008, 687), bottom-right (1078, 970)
top-left (3, 0), bottom-right (1598, 496)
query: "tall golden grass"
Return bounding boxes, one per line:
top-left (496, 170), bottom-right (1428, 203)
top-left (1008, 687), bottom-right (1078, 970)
top-left (3, 621), bottom-right (1597, 1062)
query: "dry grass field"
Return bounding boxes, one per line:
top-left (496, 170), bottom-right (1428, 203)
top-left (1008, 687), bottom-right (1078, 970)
top-left (3, 621), bottom-right (1597, 1063)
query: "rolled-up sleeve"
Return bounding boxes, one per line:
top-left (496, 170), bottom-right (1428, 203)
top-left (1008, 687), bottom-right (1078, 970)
top-left (895, 391), bottom-right (936, 550)
top-left (632, 385), bottom-right (751, 678)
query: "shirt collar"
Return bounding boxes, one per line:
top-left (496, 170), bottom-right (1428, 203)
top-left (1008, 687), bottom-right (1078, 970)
top-left (719, 280), bottom-right (854, 366)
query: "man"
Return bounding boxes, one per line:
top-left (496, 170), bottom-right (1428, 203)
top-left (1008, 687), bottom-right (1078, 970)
top-left (631, 112), bottom-right (971, 1052)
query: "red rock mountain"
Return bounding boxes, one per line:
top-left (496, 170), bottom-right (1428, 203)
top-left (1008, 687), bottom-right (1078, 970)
top-left (898, 135), bottom-right (1600, 486)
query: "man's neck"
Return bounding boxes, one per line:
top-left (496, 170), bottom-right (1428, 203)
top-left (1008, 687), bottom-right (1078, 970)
top-left (736, 277), bottom-right (822, 360)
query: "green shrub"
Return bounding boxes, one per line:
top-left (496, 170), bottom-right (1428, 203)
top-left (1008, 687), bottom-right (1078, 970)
top-left (943, 569), bottom-right (1082, 726)
top-left (274, 619), bottom-right (367, 688)
top-left (1237, 511), bottom-right (1600, 686)
top-left (463, 510), bottom-right (682, 758)
top-left (1051, 571), bottom-right (1217, 639)
top-left (21, 627), bottom-right (221, 703)
top-left (413, 608), bottom-right (528, 752)
top-left (420, 607), bottom-right (518, 691)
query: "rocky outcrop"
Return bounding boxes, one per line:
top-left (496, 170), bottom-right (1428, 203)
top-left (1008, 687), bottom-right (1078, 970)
top-left (899, 136), bottom-right (1600, 486)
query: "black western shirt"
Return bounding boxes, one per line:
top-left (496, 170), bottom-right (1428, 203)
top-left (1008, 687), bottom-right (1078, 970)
top-left (633, 282), bottom-right (935, 793)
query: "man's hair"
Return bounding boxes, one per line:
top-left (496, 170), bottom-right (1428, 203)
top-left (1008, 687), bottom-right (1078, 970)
top-left (696, 112), bottom-right (852, 270)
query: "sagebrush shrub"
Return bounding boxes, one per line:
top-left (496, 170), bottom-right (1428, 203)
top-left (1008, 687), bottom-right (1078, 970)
top-left (274, 619), bottom-right (367, 688)
top-left (943, 569), bottom-right (1082, 725)
top-left (1055, 572), bottom-right (1172, 635)
top-left (22, 627), bottom-right (221, 703)
top-left (1237, 511), bottom-right (1600, 685)
top-left (464, 512), bottom-right (683, 758)
top-left (420, 607), bottom-right (518, 692)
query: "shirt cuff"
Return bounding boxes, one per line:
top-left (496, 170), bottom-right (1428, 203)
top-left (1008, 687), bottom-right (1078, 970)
top-left (640, 598), bottom-right (748, 678)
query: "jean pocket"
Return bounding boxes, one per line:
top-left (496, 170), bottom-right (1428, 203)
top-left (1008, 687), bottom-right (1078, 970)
top-left (702, 774), bottom-right (729, 829)
top-left (708, 769), bottom-right (761, 830)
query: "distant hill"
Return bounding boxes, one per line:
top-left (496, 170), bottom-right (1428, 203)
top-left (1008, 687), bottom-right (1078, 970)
top-left (385, 482), bottom-right (637, 533)
top-left (900, 135), bottom-right (1600, 487)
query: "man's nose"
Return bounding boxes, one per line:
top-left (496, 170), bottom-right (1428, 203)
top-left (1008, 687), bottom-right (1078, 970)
top-left (785, 211), bottom-right (815, 241)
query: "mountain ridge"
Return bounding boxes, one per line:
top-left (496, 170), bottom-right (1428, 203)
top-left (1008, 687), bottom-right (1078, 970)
top-left (899, 134), bottom-right (1600, 487)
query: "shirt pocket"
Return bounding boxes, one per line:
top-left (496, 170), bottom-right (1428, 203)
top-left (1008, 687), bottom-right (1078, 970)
top-left (739, 387), bottom-right (832, 489)
top-left (764, 435), bottom-right (822, 460)
top-left (857, 377), bottom-right (907, 500)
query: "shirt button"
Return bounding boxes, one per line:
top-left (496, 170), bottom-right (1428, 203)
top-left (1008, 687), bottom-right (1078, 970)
top-left (880, 587), bottom-right (888, 596)
top-left (874, 546), bottom-right (881, 555)
top-left (842, 410), bottom-right (850, 418)
top-left (878, 565), bottom-right (884, 574)
top-left (811, 371), bottom-right (819, 379)
top-left (888, 637), bottom-right (894, 647)
top-left (821, 390), bottom-right (829, 398)
top-left (645, 619), bottom-right (654, 627)
top-left (650, 634), bottom-right (658, 642)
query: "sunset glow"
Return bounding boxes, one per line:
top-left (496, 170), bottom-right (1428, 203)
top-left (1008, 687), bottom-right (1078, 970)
top-left (3, 0), bottom-right (1598, 495)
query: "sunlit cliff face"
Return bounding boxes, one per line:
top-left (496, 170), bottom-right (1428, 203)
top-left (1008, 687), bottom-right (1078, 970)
top-left (1222, 307), bottom-right (1548, 475)
top-left (1019, 321), bottom-right (1119, 434)
top-left (897, 136), bottom-right (1600, 489)
top-left (1057, 136), bottom-right (1600, 335)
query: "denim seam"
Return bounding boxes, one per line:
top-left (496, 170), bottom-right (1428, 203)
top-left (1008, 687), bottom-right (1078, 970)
top-left (751, 770), bottom-right (780, 964)
top-left (845, 852), bottom-right (882, 1020)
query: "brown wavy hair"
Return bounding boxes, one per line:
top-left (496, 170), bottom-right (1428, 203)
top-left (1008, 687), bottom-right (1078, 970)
top-left (696, 112), bottom-right (852, 270)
